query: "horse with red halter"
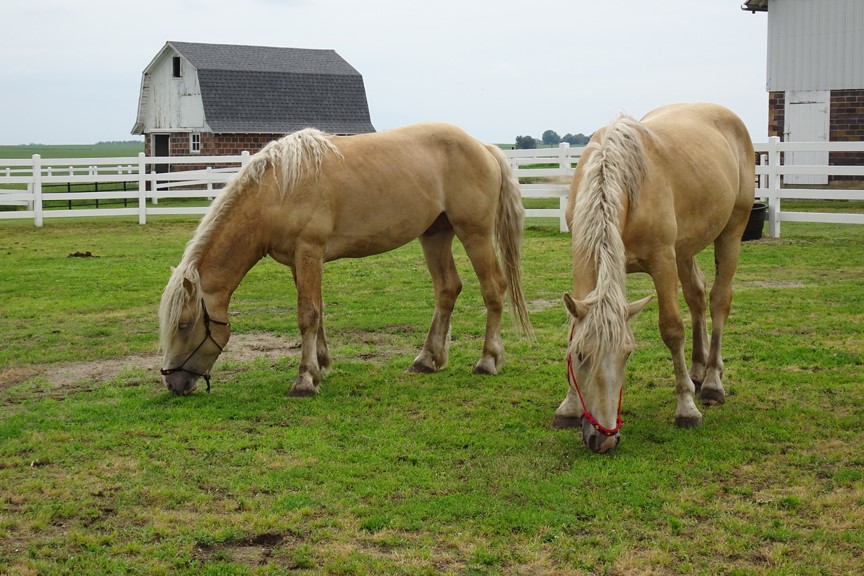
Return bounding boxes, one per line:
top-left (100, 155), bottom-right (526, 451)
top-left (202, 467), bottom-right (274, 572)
top-left (159, 123), bottom-right (533, 396)
top-left (553, 103), bottom-right (755, 453)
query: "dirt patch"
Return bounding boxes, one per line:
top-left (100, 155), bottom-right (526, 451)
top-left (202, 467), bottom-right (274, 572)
top-left (0, 332), bottom-right (299, 394)
top-left (527, 298), bottom-right (561, 313)
top-left (194, 533), bottom-right (299, 568)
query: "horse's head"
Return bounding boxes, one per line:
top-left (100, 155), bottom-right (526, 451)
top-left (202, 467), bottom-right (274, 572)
top-left (562, 293), bottom-right (652, 453)
top-left (159, 270), bottom-right (231, 396)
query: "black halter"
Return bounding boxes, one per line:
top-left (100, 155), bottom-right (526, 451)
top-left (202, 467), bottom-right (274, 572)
top-left (160, 300), bottom-right (230, 393)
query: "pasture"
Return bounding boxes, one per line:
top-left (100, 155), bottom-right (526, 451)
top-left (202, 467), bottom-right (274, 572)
top-left (1, 215), bottom-right (862, 575)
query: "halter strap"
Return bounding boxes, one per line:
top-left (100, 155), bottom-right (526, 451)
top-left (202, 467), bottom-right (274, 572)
top-left (160, 300), bottom-right (230, 393)
top-left (566, 323), bottom-right (623, 436)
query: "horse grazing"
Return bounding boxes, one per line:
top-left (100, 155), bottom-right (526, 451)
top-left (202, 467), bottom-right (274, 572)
top-left (553, 103), bottom-right (755, 453)
top-left (159, 123), bottom-right (534, 396)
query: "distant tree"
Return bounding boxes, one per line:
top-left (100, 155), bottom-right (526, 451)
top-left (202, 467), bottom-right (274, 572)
top-left (562, 133), bottom-right (592, 146)
top-left (542, 130), bottom-right (561, 146)
top-left (515, 135), bottom-right (537, 149)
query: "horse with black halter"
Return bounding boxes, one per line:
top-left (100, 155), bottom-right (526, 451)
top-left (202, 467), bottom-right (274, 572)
top-left (159, 123), bottom-right (533, 396)
top-left (554, 103), bottom-right (755, 453)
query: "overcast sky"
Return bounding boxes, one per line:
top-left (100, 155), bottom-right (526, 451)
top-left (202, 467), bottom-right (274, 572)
top-left (0, 0), bottom-right (769, 146)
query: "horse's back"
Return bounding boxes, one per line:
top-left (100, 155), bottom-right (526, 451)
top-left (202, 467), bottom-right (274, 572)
top-left (275, 123), bottom-right (502, 261)
top-left (635, 103), bottom-right (755, 255)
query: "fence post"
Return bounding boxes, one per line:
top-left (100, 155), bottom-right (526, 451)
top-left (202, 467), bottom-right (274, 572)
top-left (33, 154), bottom-right (43, 227)
top-left (240, 151), bottom-right (250, 167)
top-left (138, 153), bottom-right (147, 224)
top-left (150, 170), bottom-right (158, 204)
top-left (759, 153), bottom-right (768, 192)
top-left (558, 141), bottom-right (570, 175)
top-left (767, 136), bottom-right (781, 237)
top-left (206, 166), bottom-right (214, 200)
top-left (559, 195), bottom-right (569, 233)
top-left (558, 142), bottom-right (572, 232)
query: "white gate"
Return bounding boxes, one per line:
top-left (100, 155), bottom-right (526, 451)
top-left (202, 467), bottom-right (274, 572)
top-left (784, 90), bottom-right (829, 185)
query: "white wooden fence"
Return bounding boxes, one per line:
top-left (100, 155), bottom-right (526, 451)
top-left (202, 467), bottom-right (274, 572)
top-left (3, 139), bottom-right (863, 237)
top-left (0, 153), bottom-right (249, 227)
top-left (0, 146), bottom-right (581, 230)
top-left (756, 137), bottom-right (864, 237)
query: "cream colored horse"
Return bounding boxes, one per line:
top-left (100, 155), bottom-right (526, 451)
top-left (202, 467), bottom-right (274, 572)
top-left (159, 123), bottom-right (533, 396)
top-left (553, 103), bottom-right (755, 453)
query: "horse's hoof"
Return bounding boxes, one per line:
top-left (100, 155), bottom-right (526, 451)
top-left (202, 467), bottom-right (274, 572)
top-left (288, 374), bottom-right (319, 397)
top-left (408, 362), bottom-right (436, 374)
top-left (551, 414), bottom-right (582, 429)
top-left (699, 387), bottom-right (726, 406)
top-left (674, 414), bottom-right (703, 428)
top-left (472, 364), bottom-right (497, 375)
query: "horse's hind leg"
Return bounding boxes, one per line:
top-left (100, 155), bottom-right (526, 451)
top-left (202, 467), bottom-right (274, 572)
top-left (288, 245), bottom-right (326, 397)
top-left (678, 256), bottom-right (709, 390)
top-left (410, 226), bottom-right (462, 373)
top-left (700, 231), bottom-right (743, 405)
top-left (459, 233), bottom-right (507, 375)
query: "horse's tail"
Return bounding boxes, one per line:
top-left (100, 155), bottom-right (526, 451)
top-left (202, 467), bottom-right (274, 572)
top-left (485, 143), bottom-right (535, 341)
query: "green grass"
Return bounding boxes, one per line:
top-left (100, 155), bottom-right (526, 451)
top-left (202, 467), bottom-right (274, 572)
top-left (1, 215), bottom-right (863, 575)
top-left (0, 142), bottom-right (144, 159)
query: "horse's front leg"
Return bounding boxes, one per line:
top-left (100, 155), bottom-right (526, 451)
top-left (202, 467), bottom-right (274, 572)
top-left (653, 256), bottom-right (703, 427)
top-left (288, 246), bottom-right (325, 397)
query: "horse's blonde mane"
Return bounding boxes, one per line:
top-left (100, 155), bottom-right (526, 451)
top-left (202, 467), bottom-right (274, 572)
top-left (158, 128), bottom-right (342, 352)
top-left (568, 114), bottom-right (648, 365)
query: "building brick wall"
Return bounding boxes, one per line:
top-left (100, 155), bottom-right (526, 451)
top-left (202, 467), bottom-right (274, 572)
top-left (768, 91), bottom-right (785, 139)
top-left (829, 89), bottom-right (864, 180)
top-left (143, 132), bottom-right (283, 159)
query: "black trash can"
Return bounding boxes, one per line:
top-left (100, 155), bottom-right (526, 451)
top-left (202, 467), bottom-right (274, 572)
top-left (742, 203), bottom-right (767, 241)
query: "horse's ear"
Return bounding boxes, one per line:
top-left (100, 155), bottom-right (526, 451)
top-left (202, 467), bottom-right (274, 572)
top-left (627, 295), bottom-right (653, 319)
top-left (563, 293), bottom-right (589, 320)
top-left (182, 277), bottom-right (195, 296)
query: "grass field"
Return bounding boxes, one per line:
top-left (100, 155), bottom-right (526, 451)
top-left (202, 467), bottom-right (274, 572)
top-left (1, 214), bottom-right (863, 575)
top-left (0, 142), bottom-right (144, 160)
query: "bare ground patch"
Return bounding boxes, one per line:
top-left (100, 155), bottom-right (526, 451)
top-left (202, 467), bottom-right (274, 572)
top-left (0, 332), bottom-right (299, 397)
top-left (1, 329), bottom-right (421, 401)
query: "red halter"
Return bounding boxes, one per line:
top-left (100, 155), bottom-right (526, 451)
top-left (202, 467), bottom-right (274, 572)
top-left (566, 324), bottom-right (623, 436)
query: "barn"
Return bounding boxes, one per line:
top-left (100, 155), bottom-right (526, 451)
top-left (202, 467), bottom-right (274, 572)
top-left (131, 41), bottom-right (375, 161)
top-left (743, 0), bottom-right (864, 183)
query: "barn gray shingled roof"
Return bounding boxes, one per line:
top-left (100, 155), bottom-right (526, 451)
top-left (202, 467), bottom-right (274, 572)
top-left (169, 41), bottom-right (375, 134)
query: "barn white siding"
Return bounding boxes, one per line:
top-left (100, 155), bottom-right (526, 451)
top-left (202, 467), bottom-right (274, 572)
top-left (141, 50), bottom-right (206, 133)
top-left (767, 0), bottom-right (864, 91)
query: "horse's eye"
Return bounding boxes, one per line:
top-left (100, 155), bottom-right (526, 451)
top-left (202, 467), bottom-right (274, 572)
top-left (576, 352), bottom-right (585, 363)
top-left (178, 322), bottom-right (189, 330)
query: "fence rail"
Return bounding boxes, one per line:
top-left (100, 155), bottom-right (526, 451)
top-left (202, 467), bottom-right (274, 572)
top-left (3, 139), bottom-right (863, 236)
top-left (0, 147), bottom-right (581, 230)
top-left (755, 137), bottom-right (864, 237)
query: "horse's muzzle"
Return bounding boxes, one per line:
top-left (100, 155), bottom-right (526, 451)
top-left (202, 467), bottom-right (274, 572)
top-left (162, 370), bottom-right (199, 396)
top-left (582, 418), bottom-right (621, 454)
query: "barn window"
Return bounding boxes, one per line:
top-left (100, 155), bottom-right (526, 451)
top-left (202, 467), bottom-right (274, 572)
top-left (172, 56), bottom-right (181, 78)
top-left (190, 132), bottom-right (201, 153)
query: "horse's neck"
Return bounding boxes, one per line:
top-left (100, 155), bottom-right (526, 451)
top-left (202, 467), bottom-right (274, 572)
top-left (196, 210), bottom-right (267, 306)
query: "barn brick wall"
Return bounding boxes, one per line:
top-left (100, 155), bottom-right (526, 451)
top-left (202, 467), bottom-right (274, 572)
top-left (143, 132), bottom-right (287, 176)
top-left (829, 89), bottom-right (864, 180)
top-left (768, 91), bottom-right (785, 139)
top-left (143, 132), bottom-right (283, 159)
